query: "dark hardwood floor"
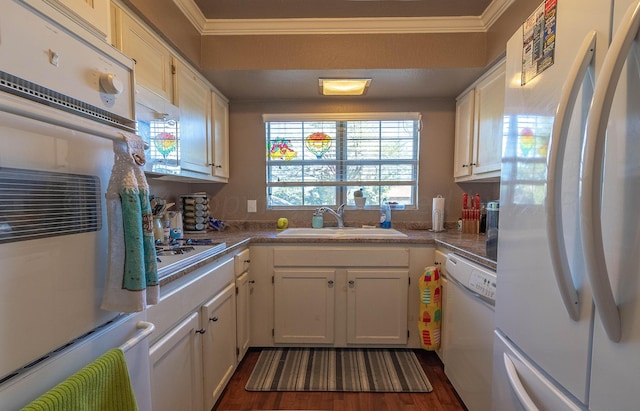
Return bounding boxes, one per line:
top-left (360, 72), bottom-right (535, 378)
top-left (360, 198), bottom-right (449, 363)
top-left (214, 348), bottom-right (467, 411)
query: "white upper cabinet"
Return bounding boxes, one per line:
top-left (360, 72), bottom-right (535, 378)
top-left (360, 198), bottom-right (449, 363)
top-left (454, 89), bottom-right (475, 179)
top-left (454, 59), bottom-right (506, 181)
top-left (177, 61), bottom-right (212, 175)
top-left (112, 5), bottom-right (175, 104)
top-left (211, 92), bottom-right (230, 180)
top-left (53, 0), bottom-right (110, 39)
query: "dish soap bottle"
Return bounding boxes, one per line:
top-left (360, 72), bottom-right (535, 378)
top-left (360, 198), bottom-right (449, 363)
top-left (312, 208), bottom-right (324, 228)
top-left (380, 198), bottom-right (392, 229)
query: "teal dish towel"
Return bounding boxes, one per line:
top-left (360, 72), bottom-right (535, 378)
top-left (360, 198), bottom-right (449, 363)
top-left (101, 133), bottom-right (159, 313)
top-left (21, 348), bottom-right (137, 411)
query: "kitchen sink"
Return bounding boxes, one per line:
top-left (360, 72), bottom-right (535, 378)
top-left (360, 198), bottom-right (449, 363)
top-left (276, 227), bottom-right (408, 239)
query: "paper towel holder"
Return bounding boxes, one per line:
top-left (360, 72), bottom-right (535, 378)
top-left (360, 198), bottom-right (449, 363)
top-left (432, 195), bottom-right (445, 232)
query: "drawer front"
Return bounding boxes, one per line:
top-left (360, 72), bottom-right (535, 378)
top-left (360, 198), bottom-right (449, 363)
top-left (234, 248), bottom-right (250, 275)
top-left (273, 246), bottom-right (409, 267)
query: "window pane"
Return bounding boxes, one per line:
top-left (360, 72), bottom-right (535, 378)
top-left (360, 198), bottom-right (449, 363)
top-left (269, 164), bottom-right (302, 183)
top-left (269, 187), bottom-right (302, 206)
top-left (385, 185), bottom-right (414, 204)
top-left (304, 186), bottom-right (336, 206)
top-left (303, 164), bottom-right (337, 182)
top-left (346, 164), bottom-right (380, 181)
top-left (380, 164), bottom-right (415, 181)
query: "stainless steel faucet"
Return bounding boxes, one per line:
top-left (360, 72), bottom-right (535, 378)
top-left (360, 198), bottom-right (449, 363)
top-left (319, 204), bottom-right (346, 228)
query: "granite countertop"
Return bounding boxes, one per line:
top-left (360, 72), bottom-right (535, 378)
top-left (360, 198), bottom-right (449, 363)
top-left (179, 224), bottom-right (496, 272)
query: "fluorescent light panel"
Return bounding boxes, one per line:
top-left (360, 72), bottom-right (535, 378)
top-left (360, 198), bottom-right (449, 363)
top-left (319, 78), bottom-right (371, 96)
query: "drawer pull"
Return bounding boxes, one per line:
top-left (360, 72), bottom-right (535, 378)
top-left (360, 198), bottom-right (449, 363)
top-left (209, 316), bottom-right (219, 322)
top-left (195, 328), bottom-right (206, 334)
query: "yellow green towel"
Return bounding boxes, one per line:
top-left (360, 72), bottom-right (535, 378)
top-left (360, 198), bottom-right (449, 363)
top-left (21, 348), bottom-right (137, 411)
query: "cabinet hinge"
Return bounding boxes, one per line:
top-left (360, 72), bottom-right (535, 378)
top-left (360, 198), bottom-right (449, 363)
top-left (272, 328), bottom-right (275, 337)
top-left (235, 286), bottom-right (239, 295)
top-left (236, 347), bottom-right (240, 356)
top-left (408, 277), bottom-right (411, 285)
top-left (272, 276), bottom-right (274, 284)
top-left (171, 63), bottom-right (176, 75)
top-left (407, 329), bottom-right (410, 338)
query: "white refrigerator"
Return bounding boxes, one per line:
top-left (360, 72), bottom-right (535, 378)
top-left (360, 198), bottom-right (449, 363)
top-left (492, 0), bottom-right (640, 409)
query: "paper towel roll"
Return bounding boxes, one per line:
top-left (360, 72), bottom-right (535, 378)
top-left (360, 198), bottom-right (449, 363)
top-left (432, 195), bottom-right (445, 232)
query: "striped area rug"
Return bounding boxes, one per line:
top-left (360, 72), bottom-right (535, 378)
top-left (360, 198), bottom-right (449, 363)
top-left (245, 348), bottom-right (433, 393)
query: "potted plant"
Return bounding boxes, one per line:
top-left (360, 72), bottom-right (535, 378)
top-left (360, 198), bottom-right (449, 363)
top-left (354, 188), bottom-right (367, 209)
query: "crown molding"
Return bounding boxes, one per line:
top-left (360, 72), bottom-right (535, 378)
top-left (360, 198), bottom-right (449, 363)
top-left (202, 16), bottom-right (486, 35)
top-left (173, 0), bottom-right (514, 35)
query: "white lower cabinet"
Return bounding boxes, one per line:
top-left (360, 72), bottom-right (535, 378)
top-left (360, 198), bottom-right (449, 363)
top-left (147, 254), bottom-right (241, 410)
top-left (235, 271), bottom-right (251, 361)
top-left (234, 249), bottom-right (251, 362)
top-left (346, 269), bottom-right (408, 345)
top-left (274, 269), bottom-right (336, 344)
top-left (201, 283), bottom-right (237, 411)
top-left (149, 312), bottom-right (204, 411)
top-left (264, 245), bottom-right (414, 347)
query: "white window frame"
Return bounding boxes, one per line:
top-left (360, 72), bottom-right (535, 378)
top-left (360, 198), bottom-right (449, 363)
top-left (264, 112), bottom-right (421, 209)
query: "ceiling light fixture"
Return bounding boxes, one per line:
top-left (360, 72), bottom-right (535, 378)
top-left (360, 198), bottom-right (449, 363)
top-left (319, 78), bottom-right (372, 96)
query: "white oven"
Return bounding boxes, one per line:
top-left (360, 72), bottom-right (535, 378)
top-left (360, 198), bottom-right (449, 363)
top-left (0, 2), bottom-right (153, 409)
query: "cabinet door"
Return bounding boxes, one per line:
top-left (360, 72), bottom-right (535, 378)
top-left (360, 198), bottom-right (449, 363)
top-left (274, 269), bottom-right (335, 344)
top-left (149, 312), bottom-right (203, 411)
top-left (346, 269), bottom-right (409, 345)
top-left (236, 271), bottom-right (250, 362)
top-left (453, 89), bottom-right (475, 179)
top-left (472, 62), bottom-right (506, 175)
top-left (201, 283), bottom-right (237, 410)
top-left (56, 0), bottom-right (110, 38)
top-left (212, 92), bottom-right (230, 180)
top-left (178, 62), bottom-right (212, 175)
top-left (117, 10), bottom-right (174, 103)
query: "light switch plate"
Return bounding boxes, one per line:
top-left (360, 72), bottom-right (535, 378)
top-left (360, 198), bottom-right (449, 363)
top-left (247, 199), bottom-right (257, 213)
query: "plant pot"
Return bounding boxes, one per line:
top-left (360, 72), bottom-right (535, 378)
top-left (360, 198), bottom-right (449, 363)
top-left (354, 197), bottom-right (367, 209)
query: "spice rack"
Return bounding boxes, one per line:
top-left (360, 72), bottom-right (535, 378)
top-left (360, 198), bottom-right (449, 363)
top-left (181, 193), bottom-right (209, 233)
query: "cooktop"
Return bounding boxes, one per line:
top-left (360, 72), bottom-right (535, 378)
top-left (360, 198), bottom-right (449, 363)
top-left (155, 239), bottom-right (226, 278)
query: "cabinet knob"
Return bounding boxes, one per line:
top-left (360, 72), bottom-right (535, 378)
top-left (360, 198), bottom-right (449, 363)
top-left (209, 316), bottom-right (219, 322)
top-left (248, 280), bottom-right (255, 284)
top-left (328, 280), bottom-right (334, 285)
top-left (434, 261), bottom-right (441, 265)
top-left (470, 162), bottom-right (477, 166)
top-left (348, 280), bottom-right (355, 285)
top-left (462, 164), bottom-right (469, 168)
top-left (195, 328), bottom-right (206, 334)
top-left (244, 259), bottom-right (251, 263)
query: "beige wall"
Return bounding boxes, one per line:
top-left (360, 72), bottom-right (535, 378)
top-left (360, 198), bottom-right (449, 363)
top-left (486, 0), bottom-right (545, 64)
top-left (194, 98), bottom-right (498, 228)
top-left (201, 33), bottom-right (486, 71)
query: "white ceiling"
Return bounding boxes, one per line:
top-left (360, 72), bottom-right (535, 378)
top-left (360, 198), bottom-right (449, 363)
top-left (181, 0), bottom-right (502, 101)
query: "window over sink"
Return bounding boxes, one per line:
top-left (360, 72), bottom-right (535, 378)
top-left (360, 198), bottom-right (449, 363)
top-left (264, 112), bottom-right (421, 209)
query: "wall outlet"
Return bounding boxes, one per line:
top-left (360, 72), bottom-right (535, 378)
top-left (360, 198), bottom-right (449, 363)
top-left (247, 199), bottom-right (257, 213)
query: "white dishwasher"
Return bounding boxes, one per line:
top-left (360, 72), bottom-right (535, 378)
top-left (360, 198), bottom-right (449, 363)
top-left (444, 253), bottom-right (496, 411)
